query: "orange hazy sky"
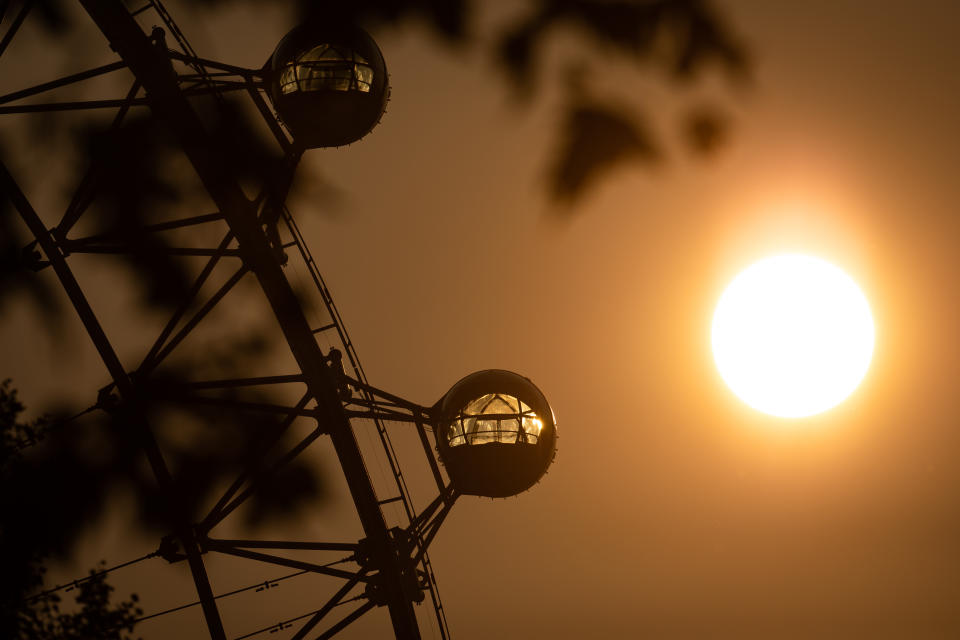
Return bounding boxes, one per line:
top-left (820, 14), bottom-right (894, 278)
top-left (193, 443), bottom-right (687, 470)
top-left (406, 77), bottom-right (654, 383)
top-left (3, 1), bottom-right (960, 638)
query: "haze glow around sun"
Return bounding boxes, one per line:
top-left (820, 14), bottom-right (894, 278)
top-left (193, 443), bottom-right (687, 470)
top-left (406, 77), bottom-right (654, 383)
top-left (712, 254), bottom-right (875, 418)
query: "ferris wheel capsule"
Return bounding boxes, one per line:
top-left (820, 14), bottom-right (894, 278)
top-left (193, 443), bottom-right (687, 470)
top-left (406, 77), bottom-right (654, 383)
top-left (435, 370), bottom-right (557, 498)
top-left (267, 21), bottom-right (389, 148)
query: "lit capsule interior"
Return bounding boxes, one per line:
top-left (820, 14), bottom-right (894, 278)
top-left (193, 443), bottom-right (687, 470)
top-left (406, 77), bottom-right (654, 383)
top-left (268, 22), bottom-right (388, 148)
top-left (436, 370), bottom-right (557, 498)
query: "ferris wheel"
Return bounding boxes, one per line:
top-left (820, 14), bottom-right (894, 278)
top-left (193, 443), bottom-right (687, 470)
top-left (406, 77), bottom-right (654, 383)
top-left (1, 2), bottom-right (557, 639)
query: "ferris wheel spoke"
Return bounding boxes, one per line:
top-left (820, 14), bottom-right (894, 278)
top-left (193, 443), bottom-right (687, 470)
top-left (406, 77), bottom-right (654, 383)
top-left (137, 229), bottom-right (236, 372)
top-left (139, 263), bottom-right (249, 373)
top-left (201, 419), bottom-right (327, 531)
top-left (199, 394), bottom-right (311, 531)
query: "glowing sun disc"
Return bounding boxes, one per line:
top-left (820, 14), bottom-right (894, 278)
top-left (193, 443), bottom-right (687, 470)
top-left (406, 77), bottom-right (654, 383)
top-left (711, 254), bottom-right (874, 418)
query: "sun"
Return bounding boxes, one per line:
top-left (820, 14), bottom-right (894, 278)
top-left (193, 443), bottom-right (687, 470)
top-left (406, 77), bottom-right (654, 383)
top-left (711, 254), bottom-right (875, 418)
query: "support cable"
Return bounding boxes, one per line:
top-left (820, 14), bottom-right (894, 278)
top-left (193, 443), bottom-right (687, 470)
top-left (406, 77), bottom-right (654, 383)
top-left (234, 594), bottom-right (367, 640)
top-left (11, 402), bottom-right (98, 451)
top-left (126, 562), bottom-right (348, 628)
top-left (128, 571), bottom-right (308, 626)
top-left (23, 551), bottom-right (159, 603)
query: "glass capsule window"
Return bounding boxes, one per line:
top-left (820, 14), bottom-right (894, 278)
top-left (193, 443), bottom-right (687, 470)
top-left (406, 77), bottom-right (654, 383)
top-left (447, 393), bottom-right (543, 447)
top-left (278, 44), bottom-right (374, 95)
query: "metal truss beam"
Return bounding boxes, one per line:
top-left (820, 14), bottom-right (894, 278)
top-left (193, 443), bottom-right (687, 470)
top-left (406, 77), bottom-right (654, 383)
top-left (0, 60), bottom-right (127, 105)
top-left (204, 542), bottom-right (365, 582)
top-left (61, 242), bottom-right (242, 257)
top-left (201, 423), bottom-right (328, 531)
top-left (199, 392), bottom-right (310, 531)
top-left (138, 230), bottom-right (235, 373)
top-left (0, 98), bottom-right (149, 113)
top-left (207, 539), bottom-right (357, 553)
top-left (316, 601), bottom-right (376, 640)
top-left (146, 264), bottom-right (249, 365)
top-left (65, 211), bottom-right (225, 245)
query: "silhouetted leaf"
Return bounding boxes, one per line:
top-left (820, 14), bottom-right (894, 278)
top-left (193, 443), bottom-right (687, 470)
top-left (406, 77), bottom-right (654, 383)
top-left (683, 105), bottom-right (728, 154)
top-left (497, 14), bottom-right (550, 97)
top-left (33, 0), bottom-right (71, 35)
top-left (668, 1), bottom-right (748, 80)
top-left (498, 1), bottom-right (747, 90)
top-left (551, 100), bottom-right (660, 203)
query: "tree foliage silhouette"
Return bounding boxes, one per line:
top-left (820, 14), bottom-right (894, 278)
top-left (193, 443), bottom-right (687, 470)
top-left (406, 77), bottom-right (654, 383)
top-left (0, 381), bottom-right (142, 639)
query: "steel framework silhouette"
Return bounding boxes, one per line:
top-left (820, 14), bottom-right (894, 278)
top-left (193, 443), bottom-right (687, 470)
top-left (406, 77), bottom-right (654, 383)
top-left (1, 1), bottom-right (558, 638)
